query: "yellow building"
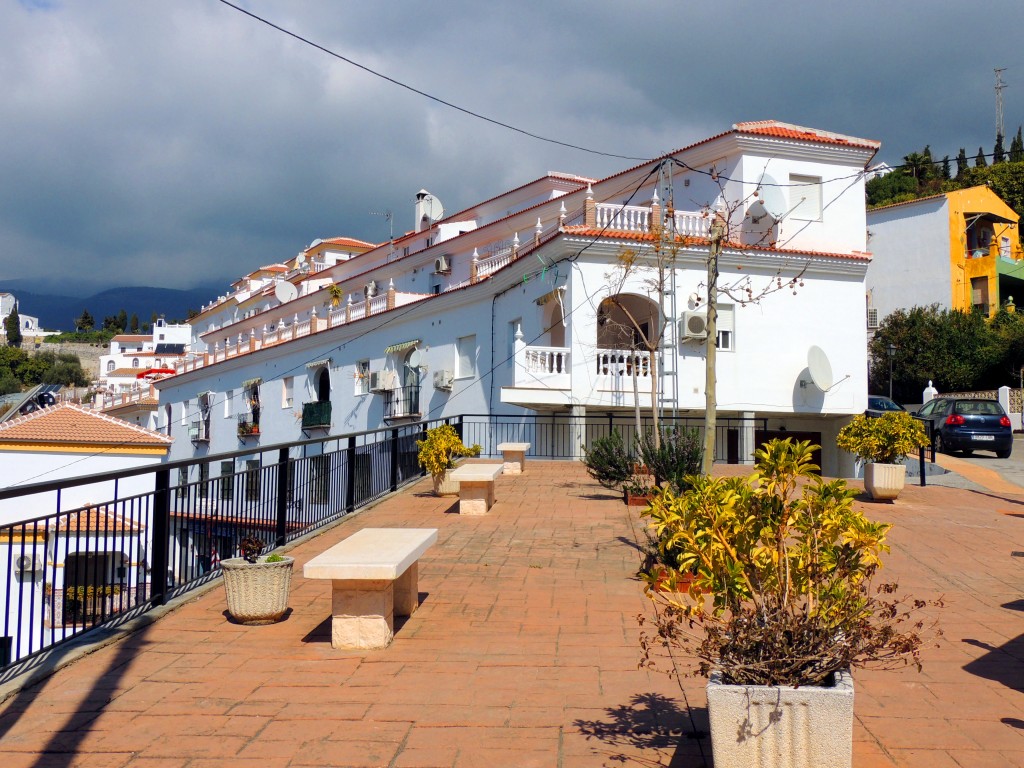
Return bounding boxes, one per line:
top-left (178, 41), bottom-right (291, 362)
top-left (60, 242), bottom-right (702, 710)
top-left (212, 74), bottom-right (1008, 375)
top-left (866, 185), bottom-right (1024, 322)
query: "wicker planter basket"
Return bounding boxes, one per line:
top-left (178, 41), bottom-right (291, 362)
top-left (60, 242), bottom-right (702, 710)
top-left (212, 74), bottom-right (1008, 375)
top-left (220, 556), bottom-right (294, 625)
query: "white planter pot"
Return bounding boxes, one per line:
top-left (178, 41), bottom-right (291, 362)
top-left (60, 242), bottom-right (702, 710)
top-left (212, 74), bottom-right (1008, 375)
top-left (432, 470), bottom-right (459, 496)
top-left (863, 462), bottom-right (906, 501)
top-left (706, 669), bottom-right (853, 768)
top-left (220, 556), bottom-right (294, 625)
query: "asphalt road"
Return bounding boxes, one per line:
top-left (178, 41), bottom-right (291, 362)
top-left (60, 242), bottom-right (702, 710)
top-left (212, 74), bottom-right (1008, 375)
top-left (927, 433), bottom-right (1024, 491)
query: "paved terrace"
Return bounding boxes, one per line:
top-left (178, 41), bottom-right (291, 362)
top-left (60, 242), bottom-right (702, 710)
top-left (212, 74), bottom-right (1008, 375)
top-left (1, 460), bottom-right (1023, 767)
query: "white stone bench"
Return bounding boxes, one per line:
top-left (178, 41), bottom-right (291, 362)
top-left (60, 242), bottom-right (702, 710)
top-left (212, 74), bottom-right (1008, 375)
top-left (448, 463), bottom-right (504, 515)
top-left (303, 527), bottom-right (438, 650)
top-left (496, 442), bottom-right (531, 474)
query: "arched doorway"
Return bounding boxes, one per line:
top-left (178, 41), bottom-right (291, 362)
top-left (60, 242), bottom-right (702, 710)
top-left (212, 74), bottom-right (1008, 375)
top-left (402, 349), bottom-right (421, 416)
top-left (316, 367), bottom-right (331, 402)
top-left (595, 294), bottom-right (660, 381)
top-left (544, 299), bottom-right (565, 348)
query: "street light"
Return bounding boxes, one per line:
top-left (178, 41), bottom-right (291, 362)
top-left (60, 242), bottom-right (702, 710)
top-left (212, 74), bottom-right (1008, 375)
top-left (887, 343), bottom-right (897, 400)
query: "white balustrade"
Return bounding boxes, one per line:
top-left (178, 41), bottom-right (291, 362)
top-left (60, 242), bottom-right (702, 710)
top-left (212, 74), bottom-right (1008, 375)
top-left (595, 349), bottom-right (652, 384)
top-left (594, 203), bottom-right (650, 232)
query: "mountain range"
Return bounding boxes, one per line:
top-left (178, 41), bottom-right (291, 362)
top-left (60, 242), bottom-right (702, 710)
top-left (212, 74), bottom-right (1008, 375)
top-left (2, 280), bottom-right (223, 331)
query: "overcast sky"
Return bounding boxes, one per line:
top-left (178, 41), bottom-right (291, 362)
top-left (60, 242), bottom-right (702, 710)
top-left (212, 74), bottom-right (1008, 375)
top-left (3, 0), bottom-right (1022, 293)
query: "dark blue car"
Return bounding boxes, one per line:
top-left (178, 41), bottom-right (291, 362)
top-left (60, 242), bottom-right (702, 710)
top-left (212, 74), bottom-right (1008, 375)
top-left (914, 398), bottom-right (1013, 458)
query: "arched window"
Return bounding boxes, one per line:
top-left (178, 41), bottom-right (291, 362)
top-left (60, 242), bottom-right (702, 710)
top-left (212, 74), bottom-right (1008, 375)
top-left (317, 368), bottom-right (331, 402)
top-left (132, 358), bottom-right (140, 368)
top-left (106, 361), bottom-right (115, 372)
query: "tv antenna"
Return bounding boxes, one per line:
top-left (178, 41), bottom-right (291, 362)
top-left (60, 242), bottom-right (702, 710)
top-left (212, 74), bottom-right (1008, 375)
top-left (371, 209), bottom-right (394, 261)
top-left (996, 68), bottom-right (1007, 141)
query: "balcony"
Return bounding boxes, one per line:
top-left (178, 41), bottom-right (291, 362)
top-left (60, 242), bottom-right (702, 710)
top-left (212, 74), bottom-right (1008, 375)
top-left (301, 400), bottom-right (332, 430)
top-left (188, 420), bottom-right (210, 444)
top-left (383, 385), bottom-right (421, 421)
top-left (236, 413), bottom-right (260, 438)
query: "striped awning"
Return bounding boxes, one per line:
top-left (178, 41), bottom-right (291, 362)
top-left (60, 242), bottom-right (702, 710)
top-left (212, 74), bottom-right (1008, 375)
top-left (385, 339), bottom-right (420, 355)
top-left (305, 358), bottom-right (332, 369)
top-left (240, 377), bottom-right (262, 389)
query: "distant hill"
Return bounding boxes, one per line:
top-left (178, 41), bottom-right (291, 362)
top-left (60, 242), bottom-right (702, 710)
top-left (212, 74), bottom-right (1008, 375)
top-left (5, 284), bottom-right (221, 331)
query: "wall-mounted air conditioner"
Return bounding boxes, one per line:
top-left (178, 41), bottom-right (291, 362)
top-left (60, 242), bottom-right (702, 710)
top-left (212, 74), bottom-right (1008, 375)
top-left (15, 554), bottom-right (44, 574)
top-left (433, 255), bottom-right (451, 275)
top-left (679, 310), bottom-right (708, 339)
top-left (433, 369), bottom-right (454, 391)
top-left (369, 370), bottom-right (398, 392)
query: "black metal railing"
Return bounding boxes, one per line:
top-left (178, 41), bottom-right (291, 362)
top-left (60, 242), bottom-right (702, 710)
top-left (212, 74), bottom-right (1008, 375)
top-left (301, 401), bottom-right (332, 430)
top-left (384, 385), bottom-right (421, 420)
top-left (0, 418), bottom-right (447, 672)
top-left (0, 411), bottom-right (767, 672)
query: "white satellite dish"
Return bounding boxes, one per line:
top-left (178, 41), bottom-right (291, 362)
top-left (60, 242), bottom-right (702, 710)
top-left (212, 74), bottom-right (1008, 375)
top-left (743, 172), bottom-right (785, 246)
top-left (407, 349), bottom-right (422, 368)
top-left (807, 346), bottom-right (834, 391)
top-left (274, 281), bottom-right (298, 303)
top-left (419, 192), bottom-right (444, 223)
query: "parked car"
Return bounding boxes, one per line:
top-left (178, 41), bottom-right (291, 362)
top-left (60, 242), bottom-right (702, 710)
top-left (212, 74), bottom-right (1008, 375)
top-left (865, 395), bottom-right (905, 418)
top-left (914, 398), bottom-right (1013, 458)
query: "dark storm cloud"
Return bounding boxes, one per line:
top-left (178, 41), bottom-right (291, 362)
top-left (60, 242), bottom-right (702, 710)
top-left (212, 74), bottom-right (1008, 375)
top-left (1, 1), bottom-right (1021, 290)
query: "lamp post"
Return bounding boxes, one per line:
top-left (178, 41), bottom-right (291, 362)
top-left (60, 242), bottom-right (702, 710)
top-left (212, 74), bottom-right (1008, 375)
top-left (887, 343), bottom-right (897, 400)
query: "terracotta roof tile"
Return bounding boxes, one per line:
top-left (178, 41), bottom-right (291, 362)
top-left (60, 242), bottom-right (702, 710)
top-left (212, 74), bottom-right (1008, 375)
top-left (107, 368), bottom-right (147, 378)
top-left (0, 403), bottom-right (172, 446)
top-left (734, 121), bottom-right (881, 150)
top-left (53, 505), bottom-right (144, 533)
top-left (111, 335), bottom-right (150, 343)
top-left (562, 226), bottom-right (871, 261)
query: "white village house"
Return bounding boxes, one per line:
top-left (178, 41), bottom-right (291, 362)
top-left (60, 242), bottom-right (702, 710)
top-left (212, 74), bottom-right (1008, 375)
top-left (153, 121), bottom-right (879, 479)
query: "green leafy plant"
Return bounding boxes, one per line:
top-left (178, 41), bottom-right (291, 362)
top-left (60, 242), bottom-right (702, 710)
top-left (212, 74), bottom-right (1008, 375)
top-left (837, 411), bottom-right (928, 464)
top-left (265, 553), bottom-right (285, 563)
top-left (636, 426), bottom-right (703, 492)
top-left (639, 438), bottom-right (940, 687)
top-left (581, 429), bottom-right (635, 489)
top-left (416, 425), bottom-right (481, 484)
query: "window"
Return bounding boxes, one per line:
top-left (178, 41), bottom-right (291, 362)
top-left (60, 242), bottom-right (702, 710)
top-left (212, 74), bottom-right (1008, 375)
top-left (181, 400), bottom-right (190, 427)
top-left (132, 358), bottom-right (140, 368)
top-left (245, 459), bottom-right (261, 502)
top-left (220, 461), bottom-right (235, 501)
top-left (198, 462), bottom-right (209, 499)
top-left (430, 277), bottom-right (442, 295)
top-left (355, 360), bottom-right (370, 395)
top-left (282, 377), bottom-right (294, 408)
top-left (244, 380), bottom-right (261, 427)
top-left (971, 276), bottom-right (989, 313)
top-left (507, 319), bottom-right (520, 367)
top-left (715, 304), bottom-right (735, 352)
top-left (457, 335), bottom-right (477, 378)
top-left (106, 360), bottom-right (115, 372)
top-left (789, 174), bottom-right (822, 221)
top-left (176, 467), bottom-right (188, 498)
top-left (224, 389), bottom-right (233, 417)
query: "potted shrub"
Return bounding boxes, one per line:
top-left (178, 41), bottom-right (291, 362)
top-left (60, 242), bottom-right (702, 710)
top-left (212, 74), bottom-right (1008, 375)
top-left (636, 426), bottom-right (703, 493)
top-left (837, 411), bottom-right (928, 500)
top-left (581, 429), bottom-right (635, 492)
top-left (220, 536), bottom-right (294, 625)
top-left (417, 424), bottom-right (481, 496)
top-left (639, 439), bottom-right (939, 768)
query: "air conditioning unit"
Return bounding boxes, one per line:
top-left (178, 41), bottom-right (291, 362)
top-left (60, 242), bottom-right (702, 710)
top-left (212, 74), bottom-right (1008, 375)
top-left (680, 310), bottom-right (708, 339)
top-left (433, 255), bottom-right (451, 274)
top-left (15, 554), bottom-right (44, 574)
top-left (433, 369), bottom-right (454, 391)
top-left (369, 370), bottom-right (398, 392)
top-left (364, 281), bottom-right (378, 299)
top-left (867, 308), bottom-right (879, 329)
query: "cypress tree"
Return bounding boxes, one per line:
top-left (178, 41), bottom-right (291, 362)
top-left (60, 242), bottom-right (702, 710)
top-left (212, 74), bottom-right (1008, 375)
top-left (994, 133), bottom-right (1005, 163)
top-left (941, 156), bottom-right (951, 180)
top-left (1010, 127), bottom-right (1024, 163)
top-left (956, 148), bottom-right (968, 178)
top-left (976, 147), bottom-right (988, 168)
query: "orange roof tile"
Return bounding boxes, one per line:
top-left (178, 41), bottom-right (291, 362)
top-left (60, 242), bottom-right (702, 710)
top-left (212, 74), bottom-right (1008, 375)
top-left (111, 335), bottom-right (150, 343)
top-left (106, 368), bottom-right (147, 378)
top-left (734, 121), bottom-right (881, 150)
top-left (53, 505), bottom-right (144, 533)
top-left (0, 404), bottom-right (172, 447)
top-left (318, 237), bottom-right (378, 250)
top-left (562, 226), bottom-right (872, 261)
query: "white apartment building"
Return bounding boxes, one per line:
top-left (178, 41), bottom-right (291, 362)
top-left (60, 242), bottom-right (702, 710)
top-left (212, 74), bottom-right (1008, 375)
top-left (98, 318), bottom-right (192, 393)
top-left (154, 121), bottom-right (880, 477)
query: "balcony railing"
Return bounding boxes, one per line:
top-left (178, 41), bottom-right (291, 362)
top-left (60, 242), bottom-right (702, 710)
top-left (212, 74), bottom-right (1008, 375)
top-left (237, 413), bottom-right (260, 438)
top-left (189, 421), bottom-right (210, 443)
top-left (301, 400), bottom-right (332, 430)
top-left (384, 385), bottom-right (421, 420)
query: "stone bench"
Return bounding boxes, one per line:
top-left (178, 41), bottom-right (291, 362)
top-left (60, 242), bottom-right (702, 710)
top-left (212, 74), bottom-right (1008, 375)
top-left (448, 463), bottom-right (504, 515)
top-left (303, 527), bottom-right (438, 650)
top-left (496, 442), bottom-right (531, 474)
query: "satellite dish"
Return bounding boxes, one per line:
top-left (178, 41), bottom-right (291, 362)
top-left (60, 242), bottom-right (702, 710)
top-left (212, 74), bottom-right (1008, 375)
top-left (807, 346), bottom-right (834, 391)
top-left (296, 252), bottom-right (307, 266)
top-left (742, 172), bottom-right (785, 246)
top-left (420, 193), bottom-right (444, 223)
top-left (274, 281), bottom-right (298, 303)
top-left (407, 349), bottom-right (422, 368)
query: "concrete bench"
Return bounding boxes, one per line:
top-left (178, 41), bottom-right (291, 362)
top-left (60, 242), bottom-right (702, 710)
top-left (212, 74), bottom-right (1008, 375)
top-left (303, 527), bottom-right (438, 650)
top-left (448, 463), bottom-right (504, 515)
top-left (496, 442), bottom-right (531, 474)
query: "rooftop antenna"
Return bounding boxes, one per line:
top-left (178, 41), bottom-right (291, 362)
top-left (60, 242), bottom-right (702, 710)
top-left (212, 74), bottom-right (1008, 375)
top-left (996, 68), bottom-right (1007, 142)
top-left (371, 209), bottom-right (394, 262)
